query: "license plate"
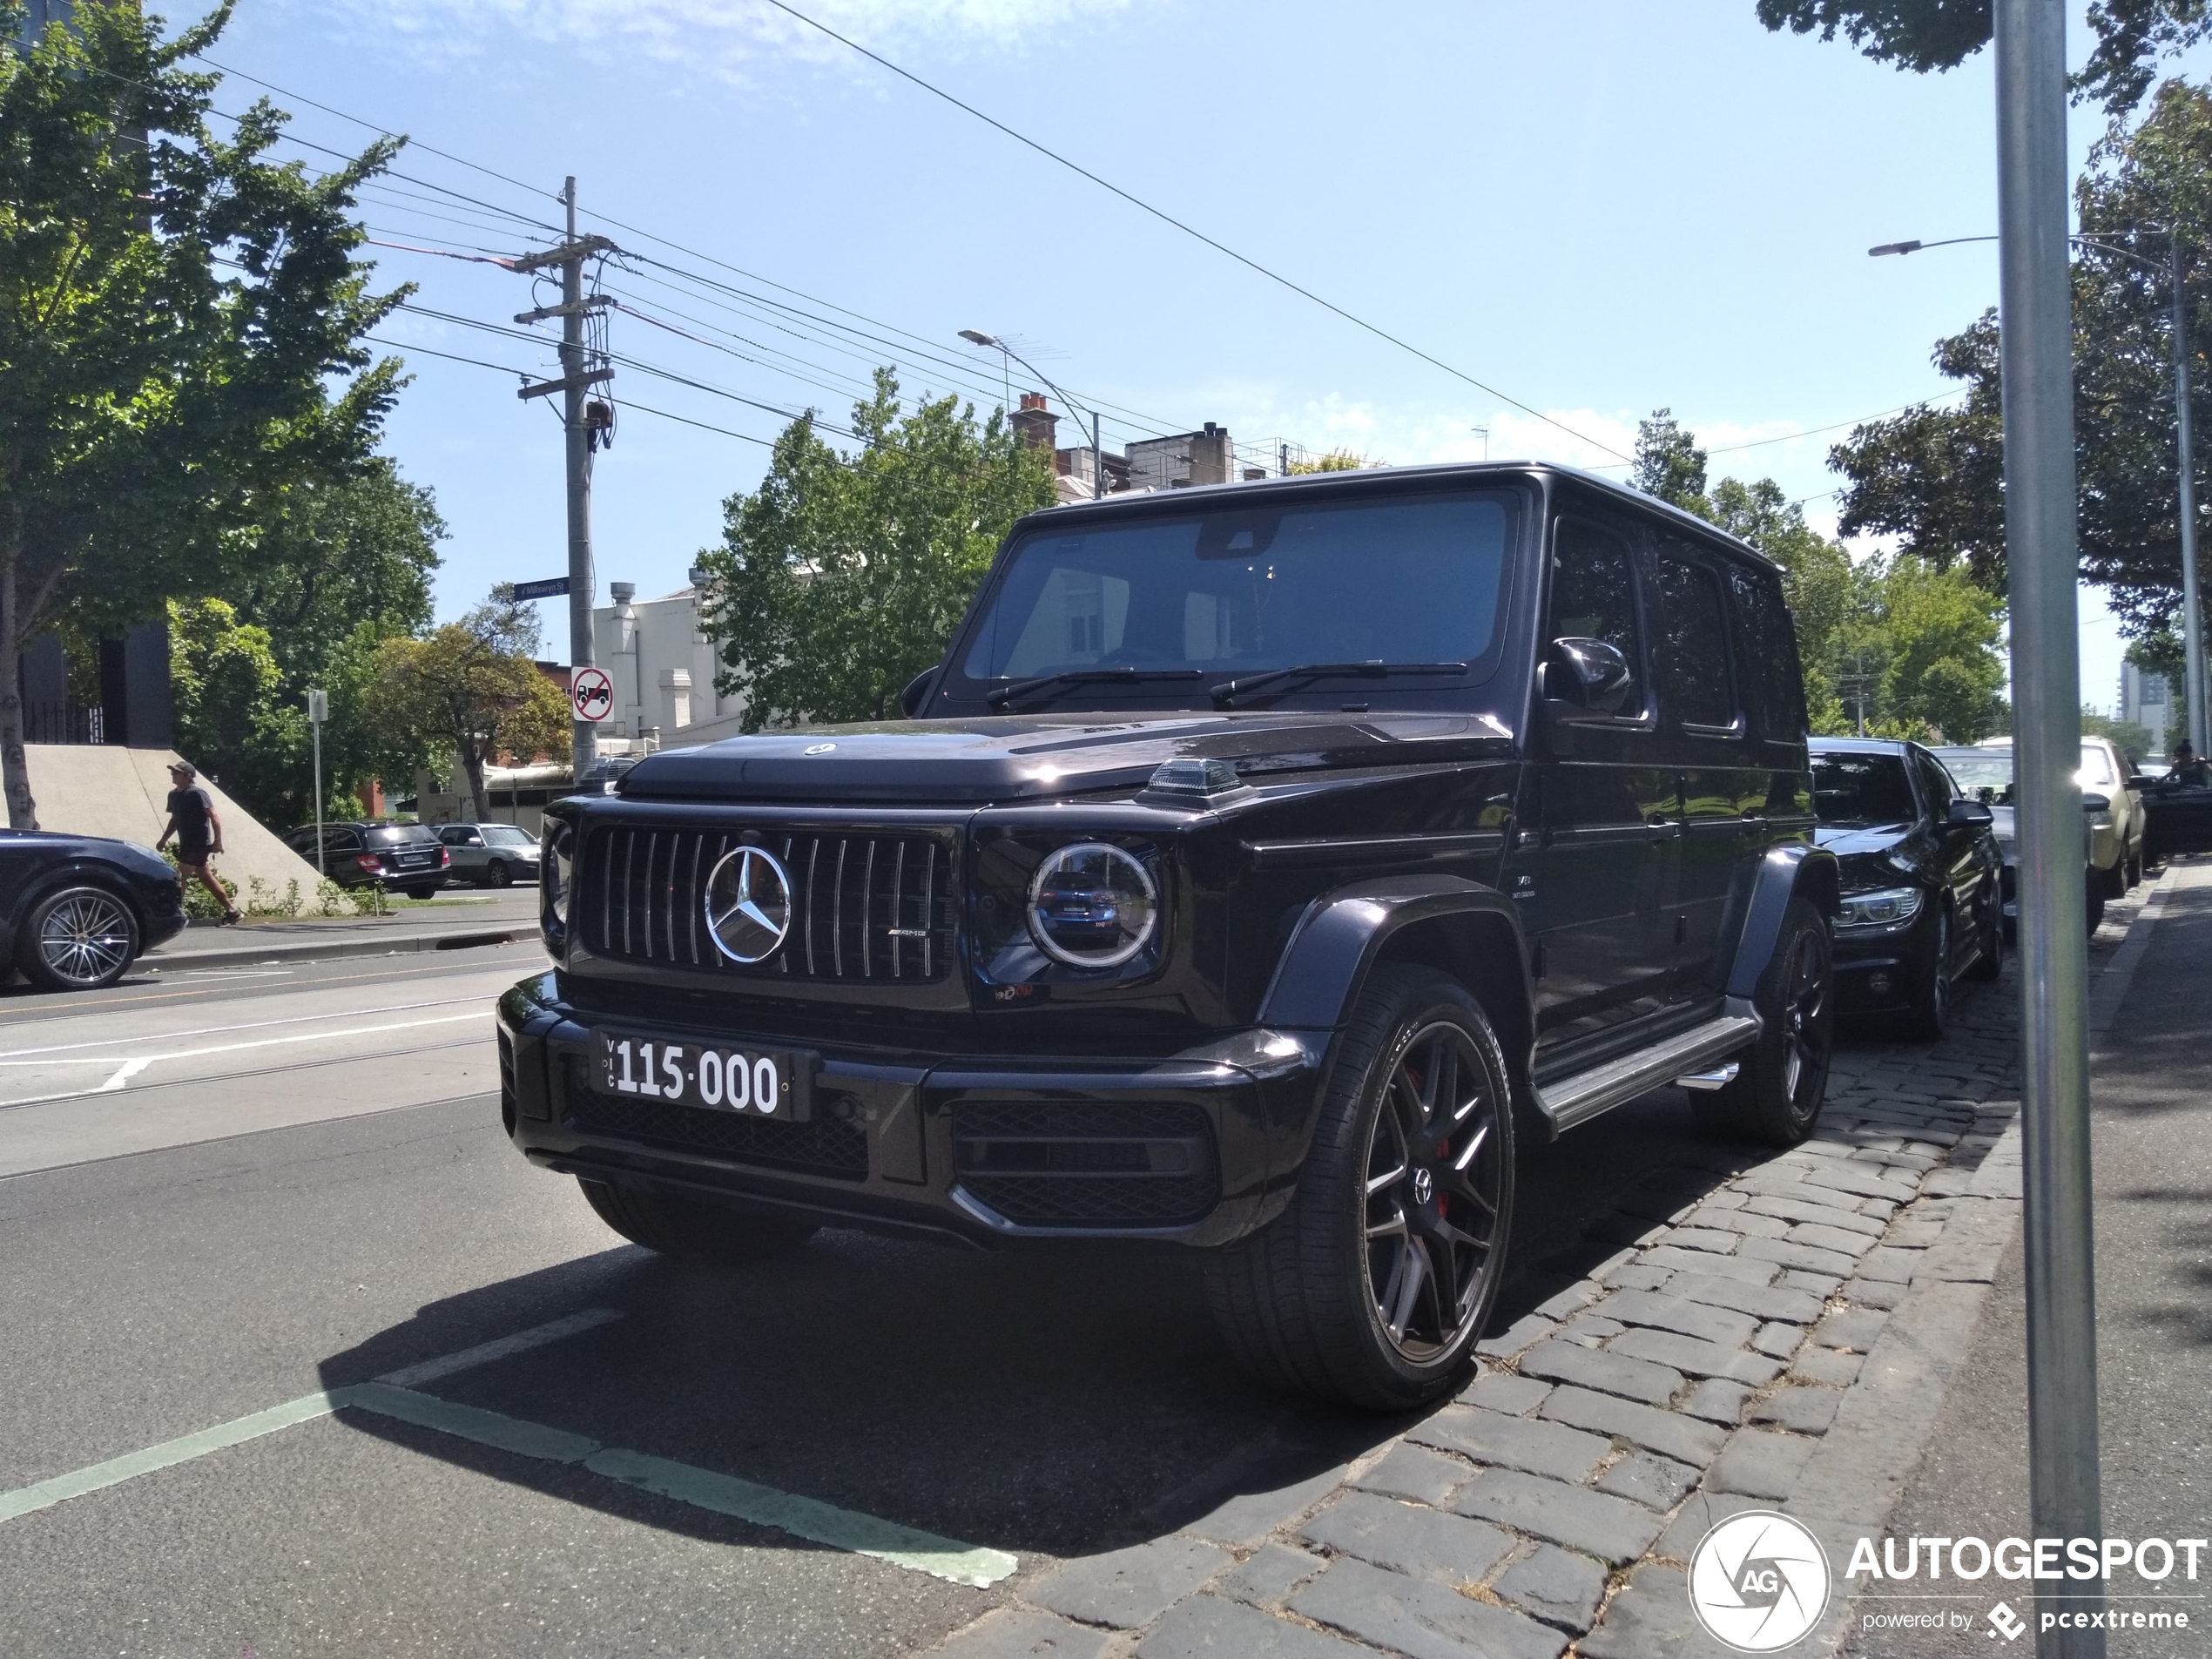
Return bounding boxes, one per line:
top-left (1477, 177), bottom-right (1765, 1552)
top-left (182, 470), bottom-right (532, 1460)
top-left (592, 1028), bottom-right (811, 1121)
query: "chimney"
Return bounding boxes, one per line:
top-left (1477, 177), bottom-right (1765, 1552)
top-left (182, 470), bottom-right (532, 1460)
top-left (1011, 393), bottom-right (1060, 454)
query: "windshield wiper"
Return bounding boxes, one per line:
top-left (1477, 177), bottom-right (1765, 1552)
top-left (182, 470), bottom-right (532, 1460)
top-left (984, 667), bottom-right (1204, 709)
top-left (1208, 660), bottom-right (1467, 710)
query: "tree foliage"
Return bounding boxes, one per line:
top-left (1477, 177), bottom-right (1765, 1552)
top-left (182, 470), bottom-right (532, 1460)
top-left (0, 0), bottom-right (406, 827)
top-left (365, 594), bottom-right (567, 821)
top-left (698, 370), bottom-right (1057, 730)
top-left (1829, 79), bottom-right (2212, 647)
top-left (1754, 0), bottom-right (2211, 114)
top-left (1285, 448), bottom-right (1381, 473)
top-left (1629, 411), bottom-right (2010, 742)
top-left (169, 596), bottom-right (286, 793)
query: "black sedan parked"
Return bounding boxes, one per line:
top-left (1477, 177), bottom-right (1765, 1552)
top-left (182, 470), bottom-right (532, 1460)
top-left (1811, 738), bottom-right (2003, 1040)
top-left (0, 829), bottom-right (186, 991)
top-left (284, 821), bottom-right (450, 897)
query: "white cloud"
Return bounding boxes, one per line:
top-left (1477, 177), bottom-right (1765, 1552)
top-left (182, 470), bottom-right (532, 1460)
top-left (309, 0), bottom-right (1137, 83)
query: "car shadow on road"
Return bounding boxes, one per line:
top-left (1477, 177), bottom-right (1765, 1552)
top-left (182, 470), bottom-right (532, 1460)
top-left (307, 1083), bottom-right (1820, 1565)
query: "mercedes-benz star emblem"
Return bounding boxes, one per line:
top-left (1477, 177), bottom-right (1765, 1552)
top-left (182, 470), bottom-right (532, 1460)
top-left (704, 846), bottom-right (793, 964)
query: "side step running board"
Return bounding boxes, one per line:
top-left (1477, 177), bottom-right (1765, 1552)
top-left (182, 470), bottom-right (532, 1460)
top-left (1533, 1013), bottom-right (1761, 1135)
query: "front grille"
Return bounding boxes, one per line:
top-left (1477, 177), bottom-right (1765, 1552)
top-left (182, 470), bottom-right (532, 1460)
top-left (954, 1100), bottom-right (1217, 1227)
top-left (582, 824), bottom-right (956, 982)
top-left (566, 1061), bottom-right (869, 1180)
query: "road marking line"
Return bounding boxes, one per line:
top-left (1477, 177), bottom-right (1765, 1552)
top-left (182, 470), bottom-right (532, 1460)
top-left (0, 1390), bottom-right (352, 1524)
top-left (0, 1307), bottom-right (1017, 1588)
top-left (98, 1058), bottom-right (152, 1092)
top-left (0, 995), bottom-right (491, 1059)
top-left (373, 1308), bottom-right (624, 1388)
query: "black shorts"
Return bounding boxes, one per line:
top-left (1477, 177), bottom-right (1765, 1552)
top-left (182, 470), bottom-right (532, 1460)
top-left (178, 839), bottom-right (212, 867)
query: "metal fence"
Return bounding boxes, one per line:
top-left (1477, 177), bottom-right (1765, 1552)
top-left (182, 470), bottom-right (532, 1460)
top-left (20, 701), bottom-right (106, 745)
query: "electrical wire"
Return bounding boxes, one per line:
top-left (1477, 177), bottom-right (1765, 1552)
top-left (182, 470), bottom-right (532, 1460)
top-left (753, 0), bottom-right (1634, 463)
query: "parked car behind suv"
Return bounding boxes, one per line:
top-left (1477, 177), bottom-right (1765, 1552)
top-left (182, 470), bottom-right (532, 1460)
top-left (436, 822), bottom-right (543, 887)
top-left (286, 821), bottom-right (449, 898)
top-left (498, 462), bottom-right (1839, 1410)
top-left (0, 829), bottom-right (186, 990)
top-left (1810, 738), bottom-right (2000, 1039)
top-left (1932, 745), bottom-right (2123, 935)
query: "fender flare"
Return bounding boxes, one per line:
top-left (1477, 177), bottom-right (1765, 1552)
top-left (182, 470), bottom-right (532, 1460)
top-left (1258, 873), bottom-right (1531, 1035)
top-left (1723, 843), bottom-right (1839, 1001)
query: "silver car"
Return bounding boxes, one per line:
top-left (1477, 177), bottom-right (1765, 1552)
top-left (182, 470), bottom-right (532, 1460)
top-left (435, 823), bottom-right (543, 887)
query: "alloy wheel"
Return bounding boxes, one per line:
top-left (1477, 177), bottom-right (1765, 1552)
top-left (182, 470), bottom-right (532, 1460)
top-left (1362, 1019), bottom-right (1507, 1362)
top-left (39, 892), bottom-right (134, 986)
top-left (1780, 922), bottom-right (1832, 1115)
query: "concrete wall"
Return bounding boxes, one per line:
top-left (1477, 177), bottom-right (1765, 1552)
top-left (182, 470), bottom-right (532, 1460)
top-left (591, 582), bottom-right (745, 741)
top-left (24, 745), bottom-right (325, 902)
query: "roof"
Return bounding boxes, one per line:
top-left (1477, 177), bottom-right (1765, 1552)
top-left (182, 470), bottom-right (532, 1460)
top-left (1014, 460), bottom-right (1783, 575)
top-left (1810, 736), bottom-right (1914, 755)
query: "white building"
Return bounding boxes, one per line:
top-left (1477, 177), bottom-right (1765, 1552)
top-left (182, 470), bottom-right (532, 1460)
top-left (2121, 661), bottom-right (2172, 756)
top-left (590, 575), bottom-right (745, 744)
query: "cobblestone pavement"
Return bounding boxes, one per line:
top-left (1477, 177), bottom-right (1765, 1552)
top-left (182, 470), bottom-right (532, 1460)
top-left (921, 880), bottom-right (2163, 1659)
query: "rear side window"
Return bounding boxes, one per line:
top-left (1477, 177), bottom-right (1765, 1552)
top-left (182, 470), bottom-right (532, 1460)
top-left (1548, 519), bottom-right (1643, 667)
top-left (1916, 751), bottom-right (1957, 814)
top-left (1728, 567), bottom-right (1808, 741)
top-left (1652, 547), bottom-right (1737, 728)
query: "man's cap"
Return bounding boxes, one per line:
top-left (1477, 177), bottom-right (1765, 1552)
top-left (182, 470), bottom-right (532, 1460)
top-left (167, 761), bottom-right (196, 777)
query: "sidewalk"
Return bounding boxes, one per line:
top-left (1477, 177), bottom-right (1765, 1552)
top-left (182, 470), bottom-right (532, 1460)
top-left (919, 879), bottom-right (2173, 1659)
top-left (143, 889), bottom-right (538, 971)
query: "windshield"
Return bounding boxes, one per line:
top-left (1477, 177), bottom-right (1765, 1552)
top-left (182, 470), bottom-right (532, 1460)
top-left (482, 825), bottom-right (536, 846)
top-left (1812, 753), bottom-right (1915, 826)
top-left (957, 490), bottom-right (1518, 701)
top-left (1940, 752), bottom-right (2014, 802)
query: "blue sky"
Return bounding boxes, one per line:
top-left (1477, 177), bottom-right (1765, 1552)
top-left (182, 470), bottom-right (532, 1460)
top-left (204, 0), bottom-right (2200, 711)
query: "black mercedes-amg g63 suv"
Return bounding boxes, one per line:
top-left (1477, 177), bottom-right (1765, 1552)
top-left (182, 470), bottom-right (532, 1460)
top-left (498, 462), bottom-right (1838, 1410)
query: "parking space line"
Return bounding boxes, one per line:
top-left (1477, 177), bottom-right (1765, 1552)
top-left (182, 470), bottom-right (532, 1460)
top-left (373, 1307), bottom-right (624, 1387)
top-left (0, 1307), bottom-right (1019, 1588)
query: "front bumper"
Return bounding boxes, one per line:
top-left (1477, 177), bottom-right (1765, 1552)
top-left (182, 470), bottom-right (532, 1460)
top-left (1831, 914), bottom-right (1927, 1014)
top-left (496, 973), bottom-right (1328, 1248)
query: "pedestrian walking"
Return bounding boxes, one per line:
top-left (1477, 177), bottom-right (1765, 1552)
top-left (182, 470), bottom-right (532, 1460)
top-left (156, 761), bottom-right (243, 925)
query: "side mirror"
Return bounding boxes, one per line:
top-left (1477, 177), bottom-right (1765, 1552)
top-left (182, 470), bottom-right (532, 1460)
top-left (2123, 775), bottom-right (2148, 790)
top-left (1947, 797), bottom-right (1993, 827)
top-left (900, 667), bottom-right (938, 718)
top-left (2081, 792), bottom-right (2111, 813)
top-left (1541, 637), bottom-right (1635, 718)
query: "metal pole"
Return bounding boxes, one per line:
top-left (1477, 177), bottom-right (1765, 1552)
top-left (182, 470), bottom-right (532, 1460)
top-left (2174, 237), bottom-right (2209, 753)
top-left (1092, 410), bottom-right (1103, 500)
top-left (562, 177), bottom-right (598, 785)
top-left (1995, 5), bottom-right (2103, 1653)
top-left (309, 691), bottom-right (325, 879)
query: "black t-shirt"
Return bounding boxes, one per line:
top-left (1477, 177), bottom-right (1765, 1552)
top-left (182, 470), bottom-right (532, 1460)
top-left (167, 786), bottom-right (213, 845)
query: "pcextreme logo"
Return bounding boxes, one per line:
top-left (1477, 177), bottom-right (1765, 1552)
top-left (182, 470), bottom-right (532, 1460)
top-left (1689, 1511), bottom-right (1832, 1652)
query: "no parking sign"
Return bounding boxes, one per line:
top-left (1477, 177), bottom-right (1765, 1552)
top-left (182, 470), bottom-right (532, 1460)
top-left (570, 665), bottom-right (614, 724)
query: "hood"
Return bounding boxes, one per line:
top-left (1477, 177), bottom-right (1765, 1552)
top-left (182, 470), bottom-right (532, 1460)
top-left (0, 827), bottom-right (170, 876)
top-left (618, 710), bottom-right (1517, 806)
top-left (1812, 822), bottom-right (1911, 861)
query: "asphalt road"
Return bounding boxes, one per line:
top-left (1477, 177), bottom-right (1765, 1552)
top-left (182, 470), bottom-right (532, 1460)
top-left (0, 941), bottom-right (1973, 1658)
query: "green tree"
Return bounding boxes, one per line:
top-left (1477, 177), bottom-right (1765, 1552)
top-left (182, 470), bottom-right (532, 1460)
top-left (2081, 705), bottom-right (2157, 761)
top-left (168, 596), bottom-right (287, 790)
top-left (365, 594), bottom-right (568, 820)
top-left (1285, 448), bottom-right (1381, 473)
top-left (0, 1), bottom-right (405, 828)
top-left (1866, 553), bottom-right (2009, 741)
top-left (1630, 409), bottom-right (1710, 511)
top-left (1754, 0), bottom-right (2208, 115)
top-left (698, 369), bottom-right (1056, 729)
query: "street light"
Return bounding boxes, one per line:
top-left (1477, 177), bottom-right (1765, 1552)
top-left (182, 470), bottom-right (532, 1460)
top-left (960, 331), bottom-right (1104, 500)
top-left (1873, 230), bottom-right (2209, 754)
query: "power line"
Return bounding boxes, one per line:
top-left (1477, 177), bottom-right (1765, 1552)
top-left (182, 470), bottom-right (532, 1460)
top-left (755, 0), bottom-right (1632, 463)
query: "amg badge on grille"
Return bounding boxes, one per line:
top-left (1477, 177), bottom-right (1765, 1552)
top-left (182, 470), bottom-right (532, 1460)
top-left (704, 845), bottom-right (794, 963)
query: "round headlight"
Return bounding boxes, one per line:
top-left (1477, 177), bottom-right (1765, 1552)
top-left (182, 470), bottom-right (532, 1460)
top-left (1027, 843), bottom-right (1158, 968)
top-left (543, 821), bottom-right (575, 927)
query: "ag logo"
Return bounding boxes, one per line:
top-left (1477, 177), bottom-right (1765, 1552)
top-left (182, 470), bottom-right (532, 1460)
top-left (1688, 1511), bottom-right (1830, 1651)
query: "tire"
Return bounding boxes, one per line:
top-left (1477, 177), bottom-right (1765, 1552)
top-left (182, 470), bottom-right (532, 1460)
top-left (1203, 965), bottom-right (1515, 1412)
top-left (577, 1177), bottom-right (817, 1262)
top-left (2101, 857), bottom-right (2128, 900)
top-left (1693, 897), bottom-right (1834, 1145)
top-left (402, 884), bottom-right (440, 900)
top-left (17, 885), bottom-right (139, 992)
top-left (487, 859), bottom-right (512, 888)
top-left (1905, 906), bottom-right (1952, 1042)
top-left (1967, 879), bottom-right (2004, 981)
top-left (2087, 880), bottom-right (2107, 935)
top-left (2126, 850), bottom-right (2144, 891)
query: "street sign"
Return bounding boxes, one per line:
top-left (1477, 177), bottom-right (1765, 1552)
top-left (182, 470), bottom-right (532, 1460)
top-left (570, 665), bottom-right (614, 724)
top-left (513, 577), bottom-right (572, 601)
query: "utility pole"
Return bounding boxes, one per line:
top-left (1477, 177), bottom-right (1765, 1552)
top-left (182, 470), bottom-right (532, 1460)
top-left (1994, 5), bottom-right (2103, 1655)
top-left (511, 179), bottom-right (616, 783)
top-left (2174, 235), bottom-right (2209, 755)
top-left (307, 690), bottom-right (327, 878)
